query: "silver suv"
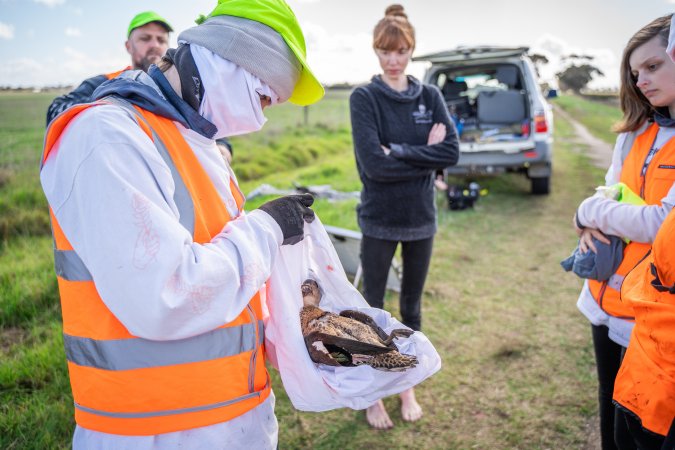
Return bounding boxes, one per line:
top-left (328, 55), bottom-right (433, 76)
top-left (414, 46), bottom-right (554, 194)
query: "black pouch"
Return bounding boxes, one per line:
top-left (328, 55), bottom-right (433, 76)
top-left (447, 183), bottom-right (481, 210)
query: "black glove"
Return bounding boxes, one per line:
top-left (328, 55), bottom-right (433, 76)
top-left (258, 194), bottom-right (315, 245)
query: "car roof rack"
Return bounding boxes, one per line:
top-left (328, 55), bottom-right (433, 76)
top-left (413, 46), bottom-right (530, 63)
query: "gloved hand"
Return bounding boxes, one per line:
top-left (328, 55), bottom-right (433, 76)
top-left (258, 194), bottom-right (315, 245)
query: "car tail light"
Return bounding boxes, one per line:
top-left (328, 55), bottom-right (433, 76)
top-left (534, 113), bottom-right (548, 133)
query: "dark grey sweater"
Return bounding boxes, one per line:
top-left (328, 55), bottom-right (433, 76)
top-left (350, 75), bottom-right (459, 241)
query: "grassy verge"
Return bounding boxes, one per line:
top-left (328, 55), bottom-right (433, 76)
top-left (0, 90), bottom-right (609, 449)
top-left (553, 95), bottom-right (623, 145)
top-left (0, 93), bottom-right (52, 242)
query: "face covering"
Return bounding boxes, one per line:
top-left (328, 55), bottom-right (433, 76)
top-left (162, 45), bottom-right (204, 112)
top-left (189, 43), bottom-right (279, 139)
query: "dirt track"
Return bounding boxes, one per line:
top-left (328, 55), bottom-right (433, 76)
top-left (553, 103), bottom-right (614, 170)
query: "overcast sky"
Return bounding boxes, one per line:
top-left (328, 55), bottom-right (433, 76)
top-left (0, 0), bottom-right (673, 89)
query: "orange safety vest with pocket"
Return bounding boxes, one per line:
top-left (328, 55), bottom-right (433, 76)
top-left (613, 209), bottom-right (675, 436)
top-left (41, 97), bottom-right (270, 436)
top-left (588, 123), bottom-right (675, 319)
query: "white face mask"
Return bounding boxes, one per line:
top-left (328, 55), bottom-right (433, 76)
top-left (190, 44), bottom-right (278, 139)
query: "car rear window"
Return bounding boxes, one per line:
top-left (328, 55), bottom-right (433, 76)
top-left (431, 63), bottom-right (531, 144)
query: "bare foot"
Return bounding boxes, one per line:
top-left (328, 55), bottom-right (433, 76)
top-left (366, 399), bottom-right (393, 430)
top-left (400, 388), bottom-right (423, 422)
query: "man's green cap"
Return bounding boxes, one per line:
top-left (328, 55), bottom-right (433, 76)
top-left (127, 11), bottom-right (173, 38)
top-left (198, 0), bottom-right (324, 106)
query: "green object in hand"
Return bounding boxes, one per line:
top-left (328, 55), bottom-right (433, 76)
top-left (614, 182), bottom-right (646, 206)
top-left (612, 182), bottom-right (646, 244)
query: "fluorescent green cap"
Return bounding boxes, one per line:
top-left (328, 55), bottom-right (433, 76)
top-left (199, 0), bottom-right (324, 106)
top-left (127, 11), bottom-right (173, 38)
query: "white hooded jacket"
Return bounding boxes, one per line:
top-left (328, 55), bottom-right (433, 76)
top-left (41, 69), bottom-right (280, 449)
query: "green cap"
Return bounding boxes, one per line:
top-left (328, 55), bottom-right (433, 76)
top-left (127, 11), bottom-right (173, 38)
top-left (198, 0), bottom-right (324, 106)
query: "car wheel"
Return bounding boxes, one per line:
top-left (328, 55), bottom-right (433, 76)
top-left (531, 176), bottom-right (550, 195)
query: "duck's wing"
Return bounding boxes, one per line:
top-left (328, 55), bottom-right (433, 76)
top-left (338, 310), bottom-right (393, 347)
top-left (303, 332), bottom-right (341, 366)
top-left (307, 330), bottom-right (391, 355)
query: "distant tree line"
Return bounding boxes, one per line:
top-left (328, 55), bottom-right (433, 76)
top-left (0, 85), bottom-right (73, 92)
top-left (528, 51), bottom-right (605, 94)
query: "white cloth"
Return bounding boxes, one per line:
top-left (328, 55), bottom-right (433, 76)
top-left (576, 127), bottom-right (675, 243)
top-left (190, 44), bottom-right (277, 139)
top-left (40, 104), bottom-right (282, 448)
top-left (265, 219), bottom-right (442, 412)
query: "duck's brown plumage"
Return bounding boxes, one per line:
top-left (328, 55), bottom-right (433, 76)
top-left (300, 279), bottom-right (418, 371)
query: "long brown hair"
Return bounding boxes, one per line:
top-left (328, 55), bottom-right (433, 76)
top-left (615, 14), bottom-right (672, 133)
top-left (373, 4), bottom-right (415, 51)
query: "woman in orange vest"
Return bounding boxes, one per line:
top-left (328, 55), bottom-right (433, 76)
top-left (613, 208), bottom-right (675, 449)
top-left (612, 15), bottom-right (675, 450)
top-left (572, 14), bottom-right (675, 450)
top-left (40, 1), bottom-right (324, 448)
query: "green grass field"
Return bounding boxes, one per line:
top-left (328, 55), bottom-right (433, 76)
top-left (553, 95), bottom-right (623, 145)
top-left (0, 92), bottom-right (615, 449)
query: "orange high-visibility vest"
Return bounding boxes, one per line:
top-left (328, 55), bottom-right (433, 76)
top-left (105, 66), bottom-right (131, 80)
top-left (588, 123), bottom-right (675, 319)
top-left (614, 210), bottom-right (675, 436)
top-left (41, 98), bottom-right (270, 436)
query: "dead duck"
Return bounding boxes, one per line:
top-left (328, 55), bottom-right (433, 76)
top-left (300, 279), bottom-right (418, 372)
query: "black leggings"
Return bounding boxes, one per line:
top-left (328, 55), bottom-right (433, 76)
top-left (360, 235), bottom-right (434, 331)
top-left (591, 324), bottom-right (634, 450)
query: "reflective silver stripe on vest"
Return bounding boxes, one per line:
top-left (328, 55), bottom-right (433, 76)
top-left (258, 319), bottom-right (265, 346)
top-left (54, 249), bottom-right (93, 281)
top-left (246, 305), bottom-right (259, 393)
top-left (74, 390), bottom-right (263, 419)
top-left (607, 274), bottom-right (625, 292)
top-left (105, 96), bottom-right (195, 235)
top-left (64, 320), bottom-right (264, 371)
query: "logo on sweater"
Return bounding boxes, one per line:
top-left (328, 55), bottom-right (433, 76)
top-left (412, 104), bottom-right (432, 124)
